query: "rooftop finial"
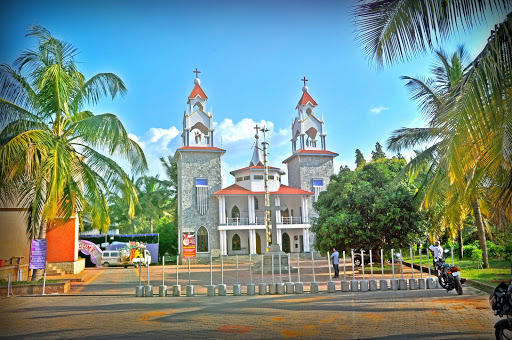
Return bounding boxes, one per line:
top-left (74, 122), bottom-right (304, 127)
top-left (193, 68), bottom-right (201, 85)
top-left (301, 76), bottom-right (309, 92)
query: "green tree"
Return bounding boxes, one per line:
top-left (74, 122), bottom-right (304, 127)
top-left (371, 142), bottom-right (386, 160)
top-left (135, 175), bottom-right (173, 233)
top-left (311, 158), bottom-right (428, 255)
top-left (355, 149), bottom-right (366, 168)
top-left (0, 26), bottom-right (147, 280)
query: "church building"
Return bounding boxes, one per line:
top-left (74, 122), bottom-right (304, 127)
top-left (175, 74), bottom-right (338, 260)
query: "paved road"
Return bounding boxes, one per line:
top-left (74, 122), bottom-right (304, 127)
top-left (0, 264), bottom-right (501, 339)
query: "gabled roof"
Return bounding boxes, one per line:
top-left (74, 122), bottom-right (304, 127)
top-left (214, 184), bottom-right (313, 196)
top-left (189, 84), bottom-right (208, 99)
top-left (230, 164), bottom-right (285, 175)
top-left (298, 91), bottom-right (317, 106)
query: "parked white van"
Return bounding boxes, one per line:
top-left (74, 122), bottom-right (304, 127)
top-left (101, 251), bottom-right (122, 267)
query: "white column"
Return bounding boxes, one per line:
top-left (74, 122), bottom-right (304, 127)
top-left (301, 196), bottom-right (306, 223)
top-left (303, 196), bottom-right (309, 223)
top-left (277, 228), bottom-right (282, 251)
top-left (248, 195), bottom-right (254, 224)
top-left (303, 228), bottom-right (310, 252)
top-left (220, 230), bottom-right (227, 256)
top-left (249, 229), bottom-right (255, 254)
top-left (275, 196), bottom-right (281, 223)
top-left (218, 196), bottom-right (224, 224)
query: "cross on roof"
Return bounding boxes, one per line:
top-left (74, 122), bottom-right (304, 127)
top-left (193, 68), bottom-right (201, 78)
top-left (254, 124), bottom-right (260, 135)
top-left (301, 76), bottom-right (308, 87)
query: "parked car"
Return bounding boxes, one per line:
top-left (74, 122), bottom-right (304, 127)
top-left (351, 250), bottom-right (378, 267)
top-left (101, 251), bottom-right (122, 267)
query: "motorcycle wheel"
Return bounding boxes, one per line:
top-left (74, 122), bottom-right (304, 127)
top-left (454, 276), bottom-right (463, 295)
top-left (495, 326), bottom-right (512, 340)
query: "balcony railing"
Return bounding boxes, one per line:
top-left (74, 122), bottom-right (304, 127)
top-left (225, 216), bottom-right (304, 225)
top-left (280, 216), bottom-right (302, 224)
top-left (226, 217), bottom-right (249, 225)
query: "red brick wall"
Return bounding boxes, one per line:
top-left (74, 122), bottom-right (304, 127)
top-left (46, 218), bottom-right (77, 263)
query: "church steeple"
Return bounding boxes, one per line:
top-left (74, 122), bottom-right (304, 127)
top-left (249, 125), bottom-right (264, 166)
top-left (181, 69), bottom-right (215, 147)
top-left (291, 78), bottom-right (326, 153)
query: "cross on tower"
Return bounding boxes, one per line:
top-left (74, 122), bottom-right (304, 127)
top-left (193, 68), bottom-right (201, 78)
top-left (301, 76), bottom-right (308, 87)
top-left (254, 125), bottom-right (260, 135)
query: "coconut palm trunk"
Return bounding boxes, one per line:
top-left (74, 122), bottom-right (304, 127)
top-left (31, 222), bottom-right (47, 281)
top-left (458, 224), bottom-right (464, 260)
top-left (472, 198), bottom-right (489, 268)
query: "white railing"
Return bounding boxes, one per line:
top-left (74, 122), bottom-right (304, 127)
top-left (226, 217), bottom-right (249, 225)
top-left (280, 216), bottom-right (302, 224)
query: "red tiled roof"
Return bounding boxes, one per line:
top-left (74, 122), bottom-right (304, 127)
top-left (298, 91), bottom-right (317, 106)
top-left (230, 164), bottom-right (284, 175)
top-left (176, 146), bottom-right (225, 152)
top-left (214, 184), bottom-right (313, 196)
top-left (296, 149), bottom-right (338, 155)
top-left (189, 84), bottom-right (208, 99)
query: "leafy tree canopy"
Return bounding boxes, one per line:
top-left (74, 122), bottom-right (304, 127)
top-left (371, 142), bottom-right (386, 161)
top-left (355, 149), bottom-right (366, 168)
top-left (311, 157), bottom-right (428, 256)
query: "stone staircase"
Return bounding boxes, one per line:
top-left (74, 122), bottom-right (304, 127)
top-left (45, 263), bottom-right (65, 276)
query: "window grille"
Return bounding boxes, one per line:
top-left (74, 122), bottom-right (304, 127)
top-left (313, 178), bottom-right (324, 202)
top-left (196, 178), bottom-right (208, 215)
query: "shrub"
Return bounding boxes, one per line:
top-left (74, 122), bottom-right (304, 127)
top-left (471, 248), bottom-right (483, 264)
top-left (504, 245), bottom-right (512, 262)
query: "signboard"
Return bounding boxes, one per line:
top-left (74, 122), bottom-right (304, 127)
top-left (78, 240), bottom-right (103, 266)
top-left (29, 239), bottom-right (47, 270)
top-left (182, 232), bottom-right (196, 258)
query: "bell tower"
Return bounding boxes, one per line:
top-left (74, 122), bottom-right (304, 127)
top-left (283, 78), bottom-right (338, 221)
top-left (175, 69), bottom-right (225, 261)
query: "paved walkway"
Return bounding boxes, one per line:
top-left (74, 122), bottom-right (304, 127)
top-left (0, 285), bottom-right (498, 339)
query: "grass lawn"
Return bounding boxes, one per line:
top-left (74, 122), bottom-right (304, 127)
top-left (403, 252), bottom-right (512, 286)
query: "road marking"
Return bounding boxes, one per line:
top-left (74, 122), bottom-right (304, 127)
top-left (73, 269), bottom-right (105, 293)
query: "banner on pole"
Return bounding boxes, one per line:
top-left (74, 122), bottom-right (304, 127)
top-left (29, 239), bottom-right (47, 270)
top-left (182, 232), bottom-right (196, 258)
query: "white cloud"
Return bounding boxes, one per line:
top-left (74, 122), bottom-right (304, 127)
top-left (369, 106), bottom-right (389, 115)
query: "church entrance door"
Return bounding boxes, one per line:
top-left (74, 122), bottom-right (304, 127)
top-left (299, 235), bottom-right (304, 253)
top-left (282, 232), bottom-right (291, 253)
top-left (256, 233), bottom-right (261, 254)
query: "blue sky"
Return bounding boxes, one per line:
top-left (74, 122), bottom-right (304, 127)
top-left (1, 0), bottom-right (507, 185)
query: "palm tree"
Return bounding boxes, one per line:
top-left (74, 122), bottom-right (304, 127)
top-left (354, 2), bottom-right (512, 223)
top-left (388, 47), bottom-right (494, 267)
top-left (0, 26), bottom-right (147, 280)
top-left (135, 175), bottom-right (173, 233)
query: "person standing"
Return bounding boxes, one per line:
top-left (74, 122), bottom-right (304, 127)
top-left (331, 248), bottom-right (340, 278)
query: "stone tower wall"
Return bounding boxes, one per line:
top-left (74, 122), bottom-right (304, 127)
top-left (177, 151), bottom-right (223, 261)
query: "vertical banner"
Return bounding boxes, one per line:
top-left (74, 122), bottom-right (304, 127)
top-left (182, 232), bottom-right (196, 258)
top-left (29, 239), bottom-right (47, 270)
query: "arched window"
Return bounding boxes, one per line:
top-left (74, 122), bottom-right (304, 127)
top-left (231, 206), bottom-right (240, 219)
top-left (254, 197), bottom-right (259, 210)
top-left (232, 234), bottom-right (241, 251)
top-left (282, 232), bottom-right (291, 253)
top-left (197, 226), bottom-right (208, 252)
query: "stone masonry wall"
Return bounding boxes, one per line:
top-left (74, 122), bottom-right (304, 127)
top-left (177, 151), bottom-right (223, 260)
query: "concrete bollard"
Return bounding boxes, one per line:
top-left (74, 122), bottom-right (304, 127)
top-left (390, 279), bottom-right (399, 290)
top-left (350, 280), bottom-right (359, 292)
top-left (276, 283), bottom-right (285, 295)
top-left (172, 285), bottom-right (181, 296)
top-left (269, 283), bottom-right (277, 295)
top-left (186, 285), bottom-right (194, 297)
top-left (145, 285), bottom-right (153, 297)
top-left (341, 281), bottom-right (350, 292)
top-left (247, 284), bottom-right (256, 296)
top-left (398, 279), bottom-right (408, 290)
top-left (418, 278), bottom-right (426, 289)
top-left (285, 282), bottom-right (294, 294)
top-left (258, 283), bottom-right (267, 295)
top-left (360, 280), bottom-right (369, 292)
top-left (379, 279), bottom-right (388, 291)
top-left (135, 286), bottom-right (144, 297)
top-left (218, 284), bottom-right (227, 296)
top-left (233, 284), bottom-right (242, 296)
top-left (433, 279), bottom-right (440, 289)
top-left (207, 285), bottom-right (215, 297)
top-left (310, 282), bottom-right (319, 294)
top-left (159, 285), bottom-right (167, 297)
top-left (327, 281), bottom-right (336, 293)
top-left (294, 282), bottom-right (304, 294)
top-left (369, 280), bottom-right (378, 291)
top-left (426, 277), bottom-right (435, 289)
top-left (409, 279), bottom-right (418, 290)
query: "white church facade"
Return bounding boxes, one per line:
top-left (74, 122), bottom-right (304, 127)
top-left (175, 75), bottom-right (338, 260)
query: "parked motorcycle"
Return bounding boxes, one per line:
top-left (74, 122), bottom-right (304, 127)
top-left (490, 280), bottom-right (512, 340)
top-left (433, 253), bottom-right (465, 295)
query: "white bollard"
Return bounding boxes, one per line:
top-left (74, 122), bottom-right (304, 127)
top-left (145, 284), bottom-right (154, 297)
top-left (207, 285), bottom-right (215, 296)
top-left (294, 282), bottom-right (304, 294)
top-left (380, 279), bottom-right (388, 291)
top-left (410, 247), bottom-right (415, 279)
top-left (285, 282), bottom-right (294, 294)
top-left (327, 281), bottom-right (336, 293)
top-left (341, 280), bottom-right (350, 292)
top-left (247, 284), bottom-right (256, 296)
top-left (172, 285), bottom-right (181, 297)
top-left (258, 283), bottom-right (267, 295)
top-left (380, 249), bottom-right (384, 279)
top-left (418, 278), bottom-right (426, 289)
top-left (159, 255), bottom-right (167, 297)
top-left (419, 246), bottom-right (424, 279)
top-left (297, 253), bottom-right (301, 283)
top-left (398, 278), bottom-right (408, 290)
top-left (269, 283), bottom-right (277, 295)
top-left (426, 277), bottom-right (435, 289)
top-left (310, 282), bottom-right (319, 294)
top-left (390, 279), bottom-right (399, 290)
top-left (218, 283), bottom-right (227, 296)
top-left (186, 285), bottom-right (194, 297)
top-left (369, 280), bottom-right (378, 291)
top-left (370, 249), bottom-right (374, 280)
top-left (361, 250), bottom-right (365, 280)
top-left (276, 283), bottom-right (285, 295)
top-left (409, 278), bottom-right (418, 290)
top-left (343, 250), bottom-right (347, 281)
top-left (350, 280), bottom-right (359, 292)
top-left (351, 250), bottom-right (355, 280)
top-left (233, 284), bottom-right (242, 296)
top-left (360, 280), bottom-right (369, 292)
top-left (391, 249), bottom-right (395, 279)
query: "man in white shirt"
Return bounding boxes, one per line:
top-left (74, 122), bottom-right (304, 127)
top-left (429, 241), bottom-right (444, 259)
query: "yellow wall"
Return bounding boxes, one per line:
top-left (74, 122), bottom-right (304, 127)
top-left (0, 209), bottom-right (31, 265)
